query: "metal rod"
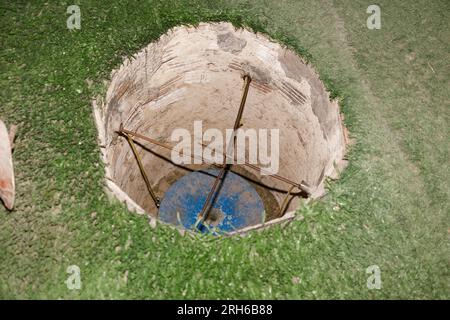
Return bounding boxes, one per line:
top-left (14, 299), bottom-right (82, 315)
top-left (120, 126), bottom-right (173, 152)
top-left (244, 161), bottom-right (311, 194)
top-left (278, 185), bottom-right (295, 217)
top-left (196, 75), bottom-right (252, 225)
top-left (233, 75), bottom-right (251, 131)
top-left (193, 165), bottom-right (227, 230)
top-left (123, 131), bottom-right (160, 208)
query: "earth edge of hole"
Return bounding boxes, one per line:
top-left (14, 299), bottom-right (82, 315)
top-left (92, 22), bottom-right (349, 236)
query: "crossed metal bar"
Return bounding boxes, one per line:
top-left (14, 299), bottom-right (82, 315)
top-left (117, 74), bottom-right (312, 224)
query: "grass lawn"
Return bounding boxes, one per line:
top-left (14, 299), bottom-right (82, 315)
top-left (0, 0), bottom-right (448, 299)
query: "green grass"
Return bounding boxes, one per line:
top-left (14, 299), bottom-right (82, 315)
top-left (0, 0), bottom-right (448, 299)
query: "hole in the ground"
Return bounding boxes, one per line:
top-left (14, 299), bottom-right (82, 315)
top-left (93, 22), bottom-right (348, 235)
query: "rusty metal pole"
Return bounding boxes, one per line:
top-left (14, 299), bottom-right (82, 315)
top-left (195, 75), bottom-right (252, 229)
top-left (121, 129), bottom-right (160, 208)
